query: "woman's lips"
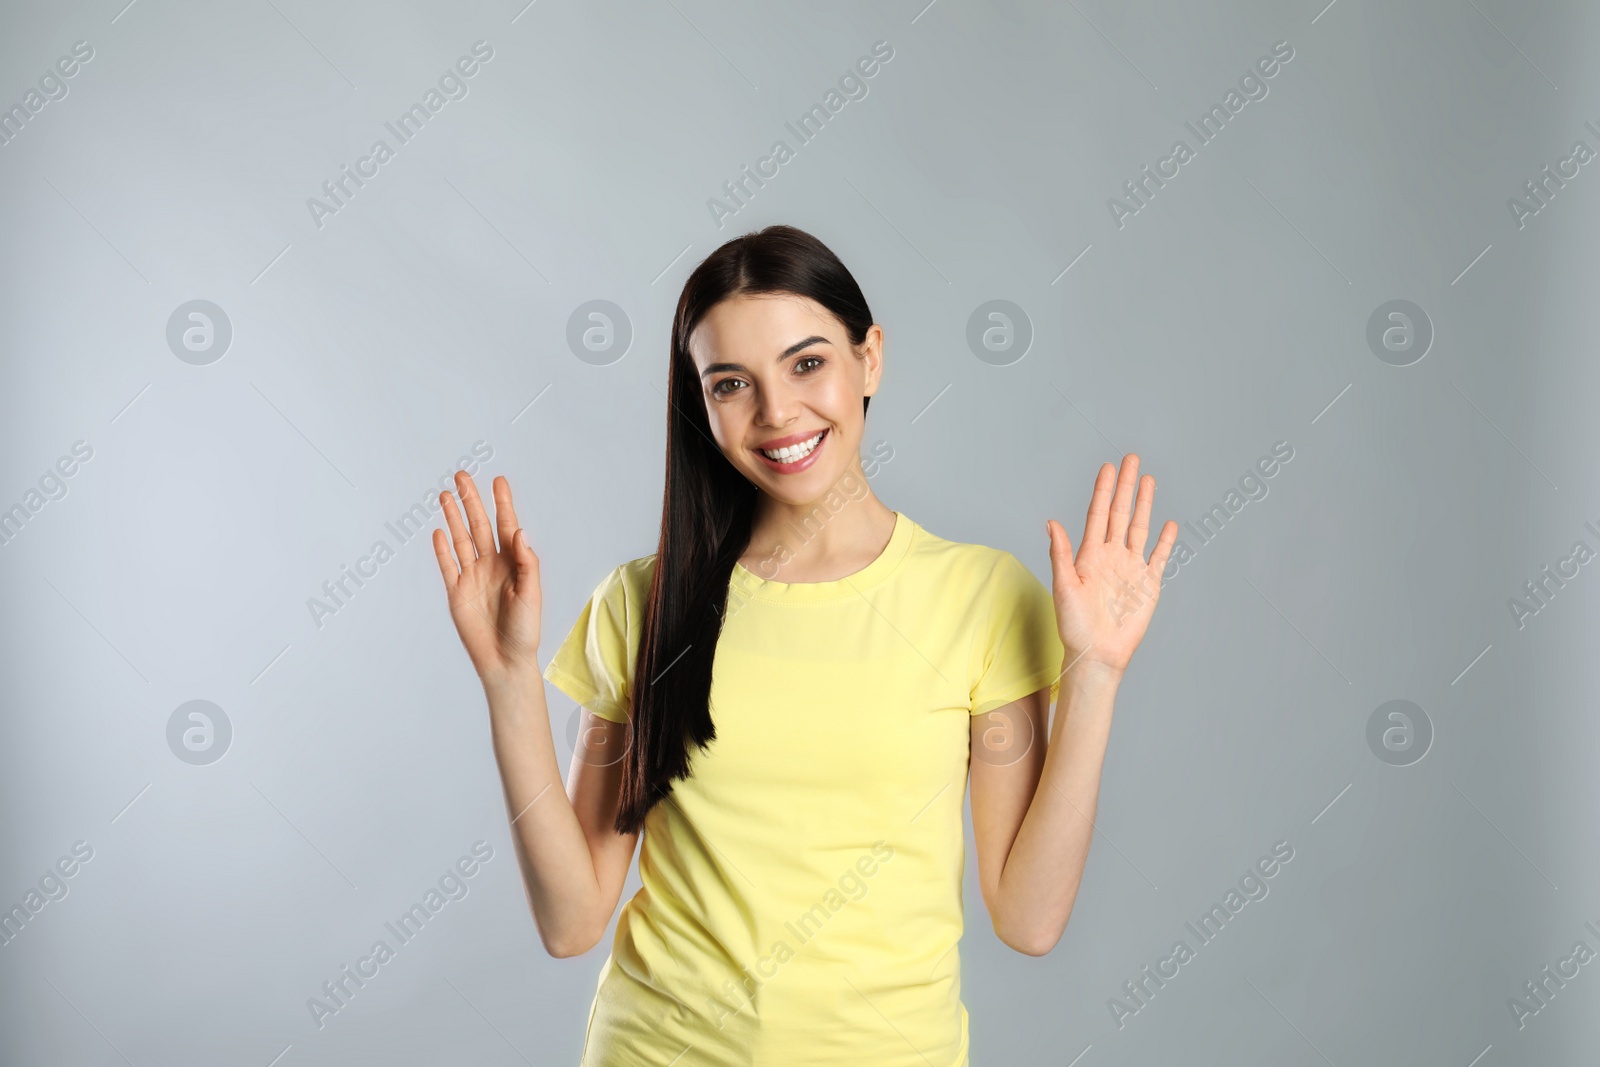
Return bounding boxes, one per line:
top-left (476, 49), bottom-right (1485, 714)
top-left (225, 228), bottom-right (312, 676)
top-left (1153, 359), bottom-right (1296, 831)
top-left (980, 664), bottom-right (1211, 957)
top-left (755, 428), bottom-right (827, 474)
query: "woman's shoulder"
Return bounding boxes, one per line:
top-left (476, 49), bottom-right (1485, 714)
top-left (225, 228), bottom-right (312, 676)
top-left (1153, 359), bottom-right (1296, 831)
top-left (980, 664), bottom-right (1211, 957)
top-left (604, 553), bottom-right (657, 600)
top-left (899, 516), bottom-right (1050, 608)
top-left (569, 553), bottom-right (656, 616)
top-left (904, 515), bottom-right (1031, 576)
top-left (903, 520), bottom-right (1056, 637)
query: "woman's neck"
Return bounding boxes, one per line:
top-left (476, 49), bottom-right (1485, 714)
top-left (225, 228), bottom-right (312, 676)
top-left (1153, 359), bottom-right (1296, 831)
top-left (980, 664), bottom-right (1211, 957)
top-left (740, 463), bottom-right (898, 583)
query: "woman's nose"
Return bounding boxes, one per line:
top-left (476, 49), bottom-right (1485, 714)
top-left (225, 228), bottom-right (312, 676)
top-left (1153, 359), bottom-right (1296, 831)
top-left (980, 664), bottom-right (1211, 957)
top-left (755, 382), bottom-right (797, 427)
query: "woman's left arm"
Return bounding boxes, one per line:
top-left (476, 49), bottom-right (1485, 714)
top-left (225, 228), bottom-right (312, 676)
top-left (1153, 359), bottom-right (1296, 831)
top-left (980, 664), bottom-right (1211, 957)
top-left (970, 454), bottom-right (1177, 956)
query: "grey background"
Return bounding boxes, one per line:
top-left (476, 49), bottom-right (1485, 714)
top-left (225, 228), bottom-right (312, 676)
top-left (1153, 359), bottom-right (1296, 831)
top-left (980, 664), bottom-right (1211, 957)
top-left (2, 0), bottom-right (1596, 1063)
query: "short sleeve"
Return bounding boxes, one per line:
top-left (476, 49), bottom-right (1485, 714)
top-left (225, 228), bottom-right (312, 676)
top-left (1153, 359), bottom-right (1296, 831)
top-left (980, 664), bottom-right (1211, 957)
top-left (542, 562), bottom-right (645, 723)
top-left (968, 552), bottom-right (1066, 716)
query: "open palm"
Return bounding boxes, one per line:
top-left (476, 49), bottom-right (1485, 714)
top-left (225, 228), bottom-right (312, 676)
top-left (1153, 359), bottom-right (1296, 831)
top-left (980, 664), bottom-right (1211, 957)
top-left (432, 471), bottom-right (542, 687)
top-left (1046, 454), bottom-right (1178, 677)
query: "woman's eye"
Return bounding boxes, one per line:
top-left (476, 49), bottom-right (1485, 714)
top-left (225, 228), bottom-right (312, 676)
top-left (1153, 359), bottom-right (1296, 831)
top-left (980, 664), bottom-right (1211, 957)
top-left (710, 358), bottom-right (820, 397)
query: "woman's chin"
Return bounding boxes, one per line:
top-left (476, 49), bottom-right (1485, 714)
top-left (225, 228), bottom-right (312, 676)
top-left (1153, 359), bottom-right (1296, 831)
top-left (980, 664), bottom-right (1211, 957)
top-left (763, 465), bottom-right (864, 504)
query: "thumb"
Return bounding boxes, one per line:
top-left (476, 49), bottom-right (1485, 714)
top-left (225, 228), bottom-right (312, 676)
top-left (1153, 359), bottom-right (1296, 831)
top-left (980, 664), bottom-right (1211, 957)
top-left (513, 529), bottom-right (538, 589)
top-left (1046, 520), bottom-right (1076, 584)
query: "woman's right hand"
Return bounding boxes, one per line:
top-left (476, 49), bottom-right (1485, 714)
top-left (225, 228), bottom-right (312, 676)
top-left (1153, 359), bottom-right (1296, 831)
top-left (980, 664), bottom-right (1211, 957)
top-left (432, 471), bottom-right (542, 689)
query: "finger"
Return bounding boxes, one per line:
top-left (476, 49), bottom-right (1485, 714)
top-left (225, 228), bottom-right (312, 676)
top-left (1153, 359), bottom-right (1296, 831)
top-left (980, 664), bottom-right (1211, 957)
top-left (1106, 454), bottom-right (1140, 546)
top-left (441, 490), bottom-right (476, 564)
top-left (432, 527), bottom-right (459, 587)
top-left (1146, 520), bottom-right (1179, 577)
top-left (456, 470), bottom-right (497, 559)
top-left (1127, 473), bottom-right (1155, 556)
top-left (493, 476), bottom-right (520, 552)
top-left (1081, 462), bottom-right (1115, 548)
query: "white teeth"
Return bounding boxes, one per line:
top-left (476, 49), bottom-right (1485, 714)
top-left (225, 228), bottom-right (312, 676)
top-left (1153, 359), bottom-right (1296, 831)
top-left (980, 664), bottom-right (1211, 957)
top-left (761, 431), bottom-right (823, 463)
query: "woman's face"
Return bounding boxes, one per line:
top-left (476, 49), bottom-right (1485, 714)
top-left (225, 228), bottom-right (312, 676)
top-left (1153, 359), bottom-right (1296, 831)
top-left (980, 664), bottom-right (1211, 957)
top-left (687, 292), bottom-right (882, 506)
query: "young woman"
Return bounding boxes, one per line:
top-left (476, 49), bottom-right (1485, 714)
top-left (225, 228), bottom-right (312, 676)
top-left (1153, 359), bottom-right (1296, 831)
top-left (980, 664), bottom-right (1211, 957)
top-left (432, 225), bottom-right (1177, 1066)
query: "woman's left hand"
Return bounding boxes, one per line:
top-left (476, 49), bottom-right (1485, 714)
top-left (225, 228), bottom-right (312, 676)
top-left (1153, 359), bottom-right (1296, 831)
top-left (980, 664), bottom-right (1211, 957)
top-left (1046, 454), bottom-right (1178, 680)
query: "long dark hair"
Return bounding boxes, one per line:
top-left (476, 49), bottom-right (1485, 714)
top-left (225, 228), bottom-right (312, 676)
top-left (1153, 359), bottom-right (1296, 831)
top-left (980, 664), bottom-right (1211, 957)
top-left (614, 224), bottom-right (875, 834)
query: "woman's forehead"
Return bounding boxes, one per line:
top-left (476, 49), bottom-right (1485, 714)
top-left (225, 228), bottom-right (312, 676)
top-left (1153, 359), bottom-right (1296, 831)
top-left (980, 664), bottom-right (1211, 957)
top-left (689, 295), bottom-right (839, 362)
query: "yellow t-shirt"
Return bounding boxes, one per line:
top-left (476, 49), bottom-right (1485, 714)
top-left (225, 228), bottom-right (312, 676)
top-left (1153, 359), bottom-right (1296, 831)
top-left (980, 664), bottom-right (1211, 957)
top-left (542, 511), bottom-right (1064, 1067)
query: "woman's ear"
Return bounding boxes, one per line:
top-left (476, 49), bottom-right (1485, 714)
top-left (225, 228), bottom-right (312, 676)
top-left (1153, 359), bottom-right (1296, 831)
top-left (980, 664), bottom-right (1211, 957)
top-left (860, 323), bottom-right (884, 397)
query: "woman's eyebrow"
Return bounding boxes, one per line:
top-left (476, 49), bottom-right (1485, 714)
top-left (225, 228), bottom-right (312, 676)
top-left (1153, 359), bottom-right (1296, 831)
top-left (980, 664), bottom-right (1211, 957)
top-left (699, 335), bottom-right (831, 378)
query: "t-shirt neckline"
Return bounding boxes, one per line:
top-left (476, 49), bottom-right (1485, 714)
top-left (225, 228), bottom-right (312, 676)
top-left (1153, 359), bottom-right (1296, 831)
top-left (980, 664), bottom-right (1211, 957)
top-left (729, 511), bottom-right (915, 602)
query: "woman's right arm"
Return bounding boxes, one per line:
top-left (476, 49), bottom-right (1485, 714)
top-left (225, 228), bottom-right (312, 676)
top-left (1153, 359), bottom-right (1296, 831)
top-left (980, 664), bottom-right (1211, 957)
top-left (433, 471), bottom-right (638, 959)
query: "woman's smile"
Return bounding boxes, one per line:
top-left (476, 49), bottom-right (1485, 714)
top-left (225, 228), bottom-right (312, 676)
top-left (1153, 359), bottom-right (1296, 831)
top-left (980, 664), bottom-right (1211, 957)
top-left (754, 427), bottom-right (829, 473)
